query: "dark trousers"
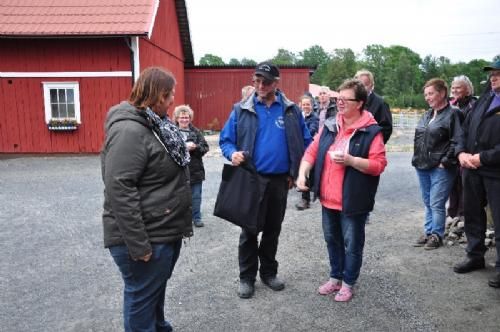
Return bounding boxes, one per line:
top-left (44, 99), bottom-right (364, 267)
top-left (109, 241), bottom-right (182, 332)
top-left (462, 169), bottom-right (500, 271)
top-left (239, 174), bottom-right (288, 282)
top-left (447, 168), bottom-right (464, 218)
top-left (301, 190), bottom-right (311, 202)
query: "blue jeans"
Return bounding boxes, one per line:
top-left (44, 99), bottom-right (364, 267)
top-left (109, 241), bottom-right (182, 332)
top-left (191, 182), bottom-right (202, 223)
top-left (415, 167), bottom-right (455, 239)
top-left (321, 207), bottom-right (368, 286)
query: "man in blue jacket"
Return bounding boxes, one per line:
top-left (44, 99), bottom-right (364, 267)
top-left (453, 60), bottom-right (500, 288)
top-left (220, 62), bottom-right (312, 298)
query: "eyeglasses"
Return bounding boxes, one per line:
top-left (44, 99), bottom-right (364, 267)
top-left (335, 97), bottom-right (358, 103)
top-left (252, 77), bottom-right (274, 86)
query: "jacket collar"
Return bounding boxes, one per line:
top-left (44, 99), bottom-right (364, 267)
top-left (240, 89), bottom-right (294, 113)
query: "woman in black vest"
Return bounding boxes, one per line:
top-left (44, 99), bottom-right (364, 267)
top-left (297, 79), bottom-right (387, 302)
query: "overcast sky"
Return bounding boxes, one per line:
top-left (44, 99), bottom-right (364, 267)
top-left (185, 0), bottom-right (499, 64)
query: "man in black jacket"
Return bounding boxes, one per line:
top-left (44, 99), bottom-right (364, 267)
top-left (355, 70), bottom-right (393, 144)
top-left (453, 60), bottom-right (500, 288)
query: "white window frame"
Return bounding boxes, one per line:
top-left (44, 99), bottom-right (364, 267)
top-left (42, 82), bottom-right (81, 124)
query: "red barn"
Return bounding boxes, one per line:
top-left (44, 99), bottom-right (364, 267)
top-left (0, 1), bottom-right (313, 153)
top-left (0, 0), bottom-right (194, 153)
top-left (185, 65), bottom-right (312, 131)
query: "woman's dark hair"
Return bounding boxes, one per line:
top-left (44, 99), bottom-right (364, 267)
top-left (424, 78), bottom-right (448, 97)
top-left (129, 67), bottom-right (176, 110)
top-left (337, 78), bottom-right (368, 110)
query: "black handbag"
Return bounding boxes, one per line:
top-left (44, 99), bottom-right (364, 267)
top-left (213, 160), bottom-right (267, 234)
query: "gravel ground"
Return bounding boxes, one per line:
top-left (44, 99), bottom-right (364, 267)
top-left (1, 135), bottom-right (499, 331)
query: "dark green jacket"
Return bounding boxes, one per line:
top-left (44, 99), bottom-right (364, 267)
top-left (101, 102), bottom-right (192, 260)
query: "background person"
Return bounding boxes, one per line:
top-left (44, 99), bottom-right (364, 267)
top-left (241, 85), bottom-right (255, 101)
top-left (101, 67), bottom-right (192, 331)
top-left (355, 69), bottom-right (393, 143)
top-left (220, 62), bottom-right (311, 299)
top-left (447, 75), bottom-right (477, 221)
top-left (296, 94), bottom-right (319, 211)
top-left (296, 79), bottom-right (387, 302)
top-left (174, 104), bottom-right (210, 228)
top-left (453, 61), bottom-right (500, 289)
top-left (317, 86), bottom-right (337, 128)
top-left (412, 78), bottom-right (462, 250)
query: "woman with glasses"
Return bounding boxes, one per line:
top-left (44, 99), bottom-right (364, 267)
top-left (174, 104), bottom-right (209, 228)
top-left (296, 79), bottom-right (387, 302)
top-left (412, 78), bottom-right (462, 250)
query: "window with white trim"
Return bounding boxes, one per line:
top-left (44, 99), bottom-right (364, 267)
top-left (42, 82), bottom-right (80, 124)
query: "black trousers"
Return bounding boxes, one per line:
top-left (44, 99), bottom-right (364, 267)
top-left (462, 169), bottom-right (500, 270)
top-left (239, 174), bottom-right (288, 282)
top-left (447, 167), bottom-right (464, 218)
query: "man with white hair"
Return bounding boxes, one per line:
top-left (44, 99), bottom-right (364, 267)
top-left (317, 86), bottom-right (337, 128)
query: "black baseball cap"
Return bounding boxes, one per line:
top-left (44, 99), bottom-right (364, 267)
top-left (484, 60), bottom-right (500, 71)
top-left (254, 62), bottom-right (280, 81)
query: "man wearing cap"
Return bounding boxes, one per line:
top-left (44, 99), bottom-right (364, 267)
top-left (453, 60), bottom-right (500, 288)
top-left (220, 62), bottom-right (312, 298)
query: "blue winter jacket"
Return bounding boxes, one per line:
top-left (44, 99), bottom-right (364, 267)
top-left (220, 90), bottom-right (312, 179)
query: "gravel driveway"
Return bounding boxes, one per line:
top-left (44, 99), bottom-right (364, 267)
top-left (1, 138), bottom-right (499, 331)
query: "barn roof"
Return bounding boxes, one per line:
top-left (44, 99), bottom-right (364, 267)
top-left (0, 0), bottom-right (194, 65)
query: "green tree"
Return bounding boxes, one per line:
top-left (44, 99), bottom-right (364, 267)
top-left (324, 48), bottom-right (357, 90)
top-left (297, 45), bottom-right (331, 84)
top-left (271, 48), bottom-right (297, 65)
top-left (240, 58), bottom-right (257, 66)
top-left (359, 44), bottom-right (387, 93)
top-left (228, 58), bottom-right (241, 65)
top-left (199, 54), bottom-right (225, 65)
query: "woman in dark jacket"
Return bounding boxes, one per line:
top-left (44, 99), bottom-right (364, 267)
top-left (447, 75), bottom-right (477, 220)
top-left (296, 94), bottom-right (319, 210)
top-left (412, 78), bottom-right (462, 250)
top-left (101, 67), bottom-right (192, 331)
top-left (174, 104), bottom-right (209, 227)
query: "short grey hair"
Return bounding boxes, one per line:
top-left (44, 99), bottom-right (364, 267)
top-left (354, 69), bottom-right (374, 86)
top-left (173, 104), bottom-right (194, 121)
top-left (451, 75), bottom-right (474, 96)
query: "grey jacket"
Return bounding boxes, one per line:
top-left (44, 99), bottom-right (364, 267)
top-left (101, 102), bottom-right (193, 260)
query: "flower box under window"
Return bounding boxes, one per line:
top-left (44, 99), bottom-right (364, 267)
top-left (47, 118), bottom-right (79, 131)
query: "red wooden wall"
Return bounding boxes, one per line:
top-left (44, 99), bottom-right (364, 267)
top-left (0, 77), bottom-right (131, 153)
top-left (185, 67), bottom-right (311, 130)
top-left (0, 38), bottom-right (133, 153)
top-left (140, 0), bottom-right (186, 107)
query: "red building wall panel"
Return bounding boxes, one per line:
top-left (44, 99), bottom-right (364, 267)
top-left (148, 0), bottom-right (183, 61)
top-left (0, 77), bottom-right (131, 153)
top-left (0, 38), bottom-right (131, 72)
top-left (185, 68), bottom-right (310, 130)
top-left (138, 0), bottom-right (186, 108)
top-left (139, 39), bottom-right (185, 107)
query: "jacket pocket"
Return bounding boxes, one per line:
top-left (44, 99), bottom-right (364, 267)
top-left (144, 196), bottom-right (181, 220)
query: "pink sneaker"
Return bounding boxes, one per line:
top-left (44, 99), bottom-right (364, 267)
top-left (318, 280), bottom-right (341, 295)
top-left (334, 286), bottom-right (353, 302)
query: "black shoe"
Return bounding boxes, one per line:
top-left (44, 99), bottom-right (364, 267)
top-left (238, 280), bottom-right (255, 299)
top-left (295, 199), bottom-right (310, 211)
top-left (261, 275), bottom-right (285, 291)
top-left (488, 272), bottom-right (500, 288)
top-left (453, 257), bottom-right (485, 274)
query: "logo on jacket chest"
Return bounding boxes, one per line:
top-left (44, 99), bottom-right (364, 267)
top-left (275, 116), bottom-right (285, 129)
